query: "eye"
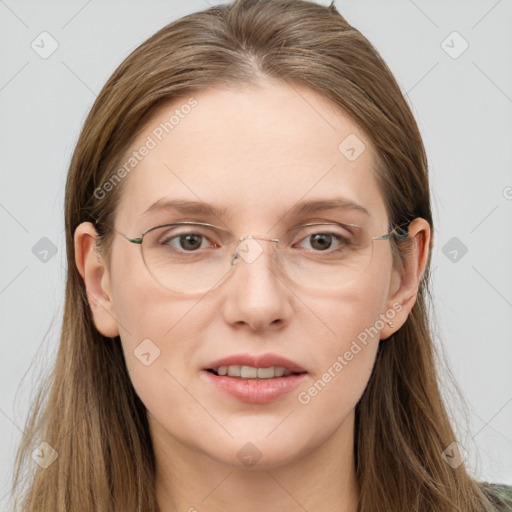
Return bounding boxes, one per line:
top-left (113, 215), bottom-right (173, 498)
top-left (157, 228), bottom-right (221, 252)
top-left (293, 225), bottom-right (355, 253)
top-left (296, 233), bottom-right (348, 252)
top-left (167, 233), bottom-right (208, 251)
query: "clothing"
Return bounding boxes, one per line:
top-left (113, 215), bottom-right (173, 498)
top-left (482, 482), bottom-right (512, 511)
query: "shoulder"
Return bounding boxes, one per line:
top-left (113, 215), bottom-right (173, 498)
top-left (480, 482), bottom-right (512, 511)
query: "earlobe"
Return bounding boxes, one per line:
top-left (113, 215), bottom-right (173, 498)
top-left (74, 222), bottom-right (120, 338)
top-left (380, 218), bottom-right (431, 340)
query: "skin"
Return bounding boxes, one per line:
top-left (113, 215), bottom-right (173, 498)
top-left (75, 77), bottom-right (430, 512)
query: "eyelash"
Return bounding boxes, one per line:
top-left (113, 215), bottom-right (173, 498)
top-left (158, 228), bottom-right (353, 253)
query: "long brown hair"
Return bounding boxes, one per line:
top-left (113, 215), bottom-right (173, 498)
top-left (12, 1), bottom-right (508, 510)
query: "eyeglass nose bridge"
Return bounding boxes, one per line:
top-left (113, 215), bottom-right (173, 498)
top-left (230, 234), bottom-right (280, 266)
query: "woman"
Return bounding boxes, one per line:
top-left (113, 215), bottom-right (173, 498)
top-left (12, 0), bottom-right (512, 510)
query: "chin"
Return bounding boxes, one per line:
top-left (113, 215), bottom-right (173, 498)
top-left (203, 428), bottom-right (315, 470)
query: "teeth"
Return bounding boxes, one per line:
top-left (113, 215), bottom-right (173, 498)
top-left (257, 367), bottom-right (274, 378)
top-left (241, 366), bottom-right (258, 378)
top-left (227, 365), bottom-right (240, 377)
top-left (214, 365), bottom-right (295, 379)
top-left (274, 366), bottom-right (285, 377)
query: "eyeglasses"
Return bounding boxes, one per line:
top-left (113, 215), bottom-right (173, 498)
top-left (108, 220), bottom-right (410, 295)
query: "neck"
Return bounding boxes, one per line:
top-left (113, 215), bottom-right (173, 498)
top-left (153, 410), bottom-right (360, 512)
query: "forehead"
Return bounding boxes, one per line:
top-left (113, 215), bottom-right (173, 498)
top-left (114, 79), bottom-right (387, 231)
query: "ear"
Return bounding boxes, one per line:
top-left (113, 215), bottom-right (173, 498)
top-left (380, 217), bottom-right (431, 340)
top-left (74, 221), bottom-right (120, 338)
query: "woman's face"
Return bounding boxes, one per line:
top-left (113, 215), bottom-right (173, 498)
top-left (81, 78), bottom-right (409, 469)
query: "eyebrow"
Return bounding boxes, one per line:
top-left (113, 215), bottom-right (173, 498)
top-left (142, 197), bottom-right (369, 221)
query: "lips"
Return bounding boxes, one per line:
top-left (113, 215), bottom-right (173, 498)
top-left (201, 353), bottom-right (308, 403)
top-left (205, 353), bottom-right (307, 374)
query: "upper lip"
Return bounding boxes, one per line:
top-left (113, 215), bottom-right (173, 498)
top-left (205, 353), bottom-right (307, 373)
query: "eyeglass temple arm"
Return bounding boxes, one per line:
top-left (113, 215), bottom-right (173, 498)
top-left (373, 224), bottom-right (410, 241)
top-left (109, 225), bottom-right (143, 245)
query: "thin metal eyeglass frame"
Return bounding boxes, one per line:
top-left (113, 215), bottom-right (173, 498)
top-left (104, 220), bottom-right (410, 291)
top-left (111, 220), bottom-right (410, 257)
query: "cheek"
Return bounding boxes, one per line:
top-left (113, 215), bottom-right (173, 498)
top-left (295, 259), bottom-right (393, 409)
top-left (302, 284), bottom-right (387, 397)
top-left (108, 239), bottom-right (204, 343)
top-left (111, 284), bottom-right (209, 376)
top-left (107, 245), bottom-right (210, 392)
top-left (110, 283), bottom-right (212, 446)
top-left (311, 255), bottom-right (392, 351)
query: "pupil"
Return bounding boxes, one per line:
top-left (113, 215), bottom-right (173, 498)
top-left (180, 234), bottom-right (202, 250)
top-left (311, 234), bottom-right (331, 251)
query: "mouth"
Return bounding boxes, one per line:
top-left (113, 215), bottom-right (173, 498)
top-left (202, 353), bottom-right (308, 403)
top-left (205, 365), bottom-right (305, 379)
top-left (204, 353), bottom-right (307, 378)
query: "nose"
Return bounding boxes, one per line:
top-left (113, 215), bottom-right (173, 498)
top-left (221, 236), bottom-right (293, 331)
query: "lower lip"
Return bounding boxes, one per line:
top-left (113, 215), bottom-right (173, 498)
top-left (201, 370), bottom-right (307, 404)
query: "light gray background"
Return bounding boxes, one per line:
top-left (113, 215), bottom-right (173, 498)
top-left (1, 0), bottom-right (511, 507)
